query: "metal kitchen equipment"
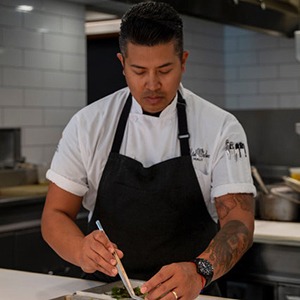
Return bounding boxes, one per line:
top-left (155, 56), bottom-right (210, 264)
top-left (257, 185), bottom-right (300, 221)
top-left (0, 128), bottom-right (21, 169)
top-left (283, 176), bottom-right (300, 193)
top-left (251, 166), bottom-right (269, 194)
top-left (252, 166), bottom-right (300, 221)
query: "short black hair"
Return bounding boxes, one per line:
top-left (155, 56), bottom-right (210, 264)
top-left (119, 1), bottom-right (183, 58)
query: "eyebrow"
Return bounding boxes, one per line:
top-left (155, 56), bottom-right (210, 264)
top-left (130, 62), bottom-right (173, 69)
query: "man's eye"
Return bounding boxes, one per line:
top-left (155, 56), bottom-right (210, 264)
top-left (134, 71), bottom-right (145, 75)
top-left (159, 69), bottom-right (171, 74)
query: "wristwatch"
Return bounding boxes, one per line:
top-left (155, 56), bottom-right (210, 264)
top-left (192, 258), bottom-right (214, 288)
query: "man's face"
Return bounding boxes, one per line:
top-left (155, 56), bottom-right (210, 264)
top-left (117, 41), bottom-right (189, 114)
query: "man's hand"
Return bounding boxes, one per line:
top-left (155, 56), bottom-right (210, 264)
top-left (41, 182), bottom-right (124, 278)
top-left (78, 230), bottom-right (124, 276)
top-left (141, 262), bottom-right (203, 300)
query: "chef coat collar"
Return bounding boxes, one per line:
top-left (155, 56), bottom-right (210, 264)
top-left (131, 93), bottom-right (178, 118)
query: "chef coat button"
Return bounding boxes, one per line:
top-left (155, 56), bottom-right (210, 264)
top-left (133, 116), bottom-right (138, 122)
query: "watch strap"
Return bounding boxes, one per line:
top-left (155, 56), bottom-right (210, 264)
top-left (192, 258), bottom-right (214, 288)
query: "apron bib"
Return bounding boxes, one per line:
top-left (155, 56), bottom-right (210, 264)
top-left (87, 93), bottom-right (219, 295)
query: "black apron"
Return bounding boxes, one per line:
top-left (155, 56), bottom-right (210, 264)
top-left (86, 92), bottom-right (220, 296)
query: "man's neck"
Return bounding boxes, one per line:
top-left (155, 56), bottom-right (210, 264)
top-left (142, 110), bottom-right (162, 117)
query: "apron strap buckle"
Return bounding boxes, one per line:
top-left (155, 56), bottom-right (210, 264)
top-left (178, 133), bottom-right (190, 139)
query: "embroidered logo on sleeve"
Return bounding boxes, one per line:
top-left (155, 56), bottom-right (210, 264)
top-left (225, 139), bottom-right (247, 160)
top-left (191, 148), bottom-right (210, 161)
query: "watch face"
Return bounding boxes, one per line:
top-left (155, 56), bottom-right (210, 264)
top-left (198, 259), bottom-right (213, 275)
top-left (194, 258), bottom-right (214, 287)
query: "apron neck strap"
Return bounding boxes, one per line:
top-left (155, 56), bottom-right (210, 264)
top-left (111, 92), bottom-right (190, 156)
top-left (111, 93), bottom-right (132, 153)
top-left (176, 92), bottom-right (190, 156)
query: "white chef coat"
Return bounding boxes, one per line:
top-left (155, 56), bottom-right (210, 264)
top-left (47, 84), bottom-right (256, 222)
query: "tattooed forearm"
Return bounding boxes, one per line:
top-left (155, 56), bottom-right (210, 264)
top-left (202, 193), bottom-right (255, 279)
top-left (204, 220), bottom-right (253, 278)
top-left (215, 193), bottom-right (255, 220)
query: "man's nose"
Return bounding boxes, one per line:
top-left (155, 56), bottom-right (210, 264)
top-left (145, 72), bottom-right (161, 90)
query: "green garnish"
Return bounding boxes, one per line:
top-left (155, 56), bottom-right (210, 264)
top-left (106, 286), bottom-right (144, 299)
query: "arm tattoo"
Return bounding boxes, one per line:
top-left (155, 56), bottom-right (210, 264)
top-left (204, 220), bottom-right (252, 277)
top-left (215, 193), bottom-right (254, 220)
top-left (205, 194), bottom-right (254, 278)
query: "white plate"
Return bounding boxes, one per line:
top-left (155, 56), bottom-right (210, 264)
top-left (75, 280), bottom-right (144, 300)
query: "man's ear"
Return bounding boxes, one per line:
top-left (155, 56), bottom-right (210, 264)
top-left (117, 53), bottom-right (124, 67)
top-left (181, 50), bottom-right (189, 72)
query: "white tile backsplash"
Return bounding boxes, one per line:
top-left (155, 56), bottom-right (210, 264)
top-left (224, 95), bottom-right (239, 110)
top-left (24, 11), bottom-right (61, 33)
top-left (0, 0), bottom-right (85, 165)
top-left (178, 14), bottom-right (300, 111)
top-left (279, 94), bottom-right (300, 108)
top-left (225, 51), bottom-right (258, 66)
top-left (43, 70), bottom-right (81, 89)
top-left (44, 108), bottom-right (78, 126)
top-left (279, 64), bottom-right (300, 78)
top-left (22, 146), bottom-right (44, 165)
top-left (237, 94), bottom-right (279, 109)
top-left (43, 144), bottom-right (57, 163)
top-left (3, 28), bottom-right (43, 49)
top-left (226, 81), bottom-right (258, 95)
top-left (62, 16), bottom-right (85, 36)
top-left (238, 34), bottom-right (279, 50)
top-left (186, 64), bottom-right (224, 80)
top-left (62, 53), bottom-right (86, 72)
top-left (44, 33), bottom-right (85, 54)
top-left (0, 88), bottom-right (23, 106)
top-left (79, 73), bottom-right (86, 91)
top-left (23, 145), bottom-right (57, 165)
top-left (239, 65), bottom-right (278, 80)
top-left (0, 0), bottom-right (42, 8)
top-left (62, 90), bottom-right (86, 107)
top-left (259, 79), bottom-right (298, 94)
top-left (258, 48), bottom-right (296, 64)
top-left (4, 68), bottom-right (43, 87)
top-left (24, 50), bottom-right (61, 70)
top-left (4, 108), bottom-right (43, 126)
top-left (0, 6), bottom-right (22, 27)
top-left (42, 0), bottom-right (84, 18)
top-left (224, 67), bottom-right (238, 81)
top-left (24, 89), bottom-right (61, 107)
top-left (23, 127), bottom-right (63, 146)
top-left (0, 48), bottom-right (22, 67)
top-left (224, 24), bottom-right (300, 110)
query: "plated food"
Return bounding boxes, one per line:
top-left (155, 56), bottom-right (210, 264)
top-left (107, 286), bottom-right (144, 299)
top-left (52, 281), bottom-right (145, 300)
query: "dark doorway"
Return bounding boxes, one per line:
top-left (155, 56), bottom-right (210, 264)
top-left (87, 36), bottom-right (127, 104)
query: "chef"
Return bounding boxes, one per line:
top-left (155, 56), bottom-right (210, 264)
top-left (41, 1), bottom-right (256, 299)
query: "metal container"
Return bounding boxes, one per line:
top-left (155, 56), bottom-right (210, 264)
top-left (258, 185), bottom-right (300, 221)
top-left (0, 128), bottom-right (21, 168)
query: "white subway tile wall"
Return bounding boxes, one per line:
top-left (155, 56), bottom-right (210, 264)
top-left (0, 2), bottom-right (299, 166)
top-left (224, 24), bottom-right (300, 110)
top-left (0, 0), bottom-right (86, 165)
top-left (182, 15), bottom-right (225, 108)
top-left (183, 15), bottom-right (300, 110)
